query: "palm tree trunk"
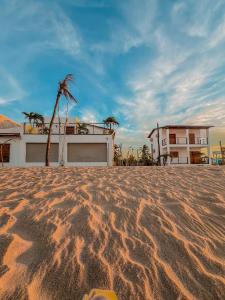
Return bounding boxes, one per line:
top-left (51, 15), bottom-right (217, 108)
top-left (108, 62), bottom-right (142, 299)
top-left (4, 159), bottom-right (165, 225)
top-left (45, 91), bottom-right (61, 166)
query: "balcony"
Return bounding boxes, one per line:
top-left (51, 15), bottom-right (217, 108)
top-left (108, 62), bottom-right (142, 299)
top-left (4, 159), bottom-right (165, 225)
top-left (23, 122), bottom-right (113, 135)
top-left (170, 137), bottom-right (187, 144)
top-left (162, 136), bottom-right (208, 146)
top-left (190, 137), bottom-right (208, 145)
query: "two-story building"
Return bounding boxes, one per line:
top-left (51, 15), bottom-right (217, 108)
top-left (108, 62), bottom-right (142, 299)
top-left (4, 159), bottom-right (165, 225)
top-left (0, 114), bottom-right (115, 167)
top-left (148, 125), bottom-right (212, 165)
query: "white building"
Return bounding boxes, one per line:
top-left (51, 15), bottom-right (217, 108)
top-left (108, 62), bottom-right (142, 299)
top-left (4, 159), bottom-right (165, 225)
top-left (148, 125), bottom-right (212, 165)
top-left (0, 115), bottom-right (115, 167)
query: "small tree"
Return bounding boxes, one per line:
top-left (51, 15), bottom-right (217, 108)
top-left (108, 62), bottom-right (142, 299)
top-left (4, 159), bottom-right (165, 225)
top-left (141, 144), bottom-right (152, 165)
top-left (114, 144), bottom-right (122, 165)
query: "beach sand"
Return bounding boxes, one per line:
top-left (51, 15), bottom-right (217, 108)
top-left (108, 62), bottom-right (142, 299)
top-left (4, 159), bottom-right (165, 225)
top-left (0, 166), bottom-right (225, 300)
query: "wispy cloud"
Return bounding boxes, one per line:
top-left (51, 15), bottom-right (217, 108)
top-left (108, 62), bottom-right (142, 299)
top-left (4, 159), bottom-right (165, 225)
top-left (115, 0), bottom-right (225, 146)
top-left (0, 68), bottom-right (25, 106)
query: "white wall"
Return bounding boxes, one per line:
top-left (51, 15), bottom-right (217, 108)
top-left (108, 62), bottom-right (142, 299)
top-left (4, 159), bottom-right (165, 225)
top-left (0, 133), bottom-right (114, 167)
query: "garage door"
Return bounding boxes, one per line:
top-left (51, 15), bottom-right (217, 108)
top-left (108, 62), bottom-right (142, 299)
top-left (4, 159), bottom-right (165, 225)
top-left (26, 143), bottom-right (59, 162)
top-left (67, 143), bottom-right (107, 162)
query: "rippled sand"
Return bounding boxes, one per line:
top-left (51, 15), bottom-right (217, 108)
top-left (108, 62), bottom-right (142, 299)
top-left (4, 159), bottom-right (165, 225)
top-left (0, 166), bottom-right (225, 300)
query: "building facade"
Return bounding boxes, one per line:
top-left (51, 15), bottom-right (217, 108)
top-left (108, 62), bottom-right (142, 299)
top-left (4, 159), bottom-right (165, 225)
top-left (0, 116), bottom-right (115, 167)
top-left (148, 125), bottom-right (212, 165)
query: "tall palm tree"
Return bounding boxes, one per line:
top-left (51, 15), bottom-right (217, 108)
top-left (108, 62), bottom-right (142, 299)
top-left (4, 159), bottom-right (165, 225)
top-left (103, 116), bottom-right (119, 130)
top-left (45, 74), bottom-right (78, 166)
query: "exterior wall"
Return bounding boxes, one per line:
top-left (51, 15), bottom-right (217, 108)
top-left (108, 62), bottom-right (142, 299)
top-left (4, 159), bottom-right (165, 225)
top-left (0, 132), bottom-right (114, 167)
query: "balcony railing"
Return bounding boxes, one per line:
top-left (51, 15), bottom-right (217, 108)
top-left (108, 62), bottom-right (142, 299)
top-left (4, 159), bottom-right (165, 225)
top-left (162, 137), bottom-right (208, 145)
top-left (190, 137), bottom-right (208, 145)
top-left (170, 137), bottom-right (187, 144)
top-left (170, 156), bottom-right (210, 164)
top-left (190, 157), bottom-right (209, 164)
top-left (171, 157), bottom-right (189, 164)
top-left (23, 122), bottom-right (114, 135)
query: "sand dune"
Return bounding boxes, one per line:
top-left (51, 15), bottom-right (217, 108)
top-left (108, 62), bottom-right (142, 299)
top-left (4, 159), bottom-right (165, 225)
top-left (0, 166), bottom-right (225, 300)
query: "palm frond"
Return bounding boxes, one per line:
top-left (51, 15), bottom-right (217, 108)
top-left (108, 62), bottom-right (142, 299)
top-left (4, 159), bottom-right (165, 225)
top-left (64, 74), bottom-right (74, 83)
top-left (22, 112), bottom-right (29, 118)
top-left (64, 89), bottom-right (78, 103)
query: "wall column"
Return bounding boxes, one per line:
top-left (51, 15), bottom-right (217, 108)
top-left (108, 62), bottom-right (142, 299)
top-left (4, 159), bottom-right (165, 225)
top-left (166, 128), bottom-right (170, 164)
top-left (186, 129), bottom-right (190, 164)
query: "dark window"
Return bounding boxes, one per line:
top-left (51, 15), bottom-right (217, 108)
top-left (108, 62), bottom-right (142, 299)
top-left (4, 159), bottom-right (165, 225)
top-left (0, 144), bottom-right (10, 162)
top-left (170, 151), bottom-right (178, 158)
top-left (169, 134), bottom-right (176, 144)
top-left (66, 126), bottom-right (75, 135)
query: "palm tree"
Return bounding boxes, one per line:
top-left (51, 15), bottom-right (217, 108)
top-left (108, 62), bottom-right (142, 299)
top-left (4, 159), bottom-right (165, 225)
top-left (22, 112), bottom-right (36, 125)
top-left (45, 74), bottom-right (78, 166)
top-left (103, 116), bottom-right (119, 130)
top-left (33, 113), bottom-right (44, 127)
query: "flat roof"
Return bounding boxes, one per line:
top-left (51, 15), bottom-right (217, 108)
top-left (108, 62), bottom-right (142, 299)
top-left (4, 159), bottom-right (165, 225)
top-left (148, 125), bottom-right (213, 138)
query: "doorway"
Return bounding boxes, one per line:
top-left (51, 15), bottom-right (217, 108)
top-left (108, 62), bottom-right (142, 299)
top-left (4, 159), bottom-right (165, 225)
top-left (190, 151), bottom-right (201, 164)
top-left (189, 133), bottom-right (195, 144)
top-left (169, 134), bottom-right (176, 144)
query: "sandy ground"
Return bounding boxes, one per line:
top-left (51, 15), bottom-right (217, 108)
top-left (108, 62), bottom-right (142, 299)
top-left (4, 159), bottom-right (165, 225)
top-left (0, 166), bottom-right (225, 300)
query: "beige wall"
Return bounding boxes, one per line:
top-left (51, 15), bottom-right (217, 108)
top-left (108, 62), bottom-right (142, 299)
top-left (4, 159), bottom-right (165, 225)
top-left (67, 143), bottom-right (107, 162)
top-left (26, 143), bottom-right (59, 162)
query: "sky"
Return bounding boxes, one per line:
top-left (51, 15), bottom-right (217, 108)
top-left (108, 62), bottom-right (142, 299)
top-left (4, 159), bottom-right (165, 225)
top-left (0, 0), bottom-right (225, 148)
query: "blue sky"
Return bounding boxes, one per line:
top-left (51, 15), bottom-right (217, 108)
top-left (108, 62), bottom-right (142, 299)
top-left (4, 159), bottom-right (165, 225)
top-left (0, 0), bottom-right (225, 146)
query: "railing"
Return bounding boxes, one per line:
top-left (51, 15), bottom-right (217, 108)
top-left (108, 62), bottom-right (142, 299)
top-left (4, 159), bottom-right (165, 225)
top-left (163, 137), bottom-right (208, 145)
top-left (169, 137), bottom-right (187, 144)
top-left (23, 122), bottom-right (114, 135)
top-left (191, 157), bottom-right (209, 164)
top-left (190, 137), bottom-right (208, 145)
top-left (171, 157), bottom-right (189, 164)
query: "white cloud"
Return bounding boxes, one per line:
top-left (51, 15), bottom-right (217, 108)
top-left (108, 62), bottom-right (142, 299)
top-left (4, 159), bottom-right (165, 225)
top-left (115, 1), bottom-right (225, 146)
top-left (79, 109), bottom-right (99, 123)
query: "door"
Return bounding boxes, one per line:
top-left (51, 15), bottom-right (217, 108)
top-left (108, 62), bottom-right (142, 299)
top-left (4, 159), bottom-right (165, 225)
top-left (67, 143), bottom-right (107, 162)
top-left (169, 134), bottom-right (176, 144)
top-left (170, 151), bottom-right (178, 163)
top-left (26, 143), bottom-right (59, 162)
top-left (190, 151), bottom-right (201, 164)
top-left (189, 133), bottom-right (195, 144)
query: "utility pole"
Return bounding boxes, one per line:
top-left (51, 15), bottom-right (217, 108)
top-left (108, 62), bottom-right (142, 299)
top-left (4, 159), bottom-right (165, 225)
top-left (157, 122), bottom-right (161, 166)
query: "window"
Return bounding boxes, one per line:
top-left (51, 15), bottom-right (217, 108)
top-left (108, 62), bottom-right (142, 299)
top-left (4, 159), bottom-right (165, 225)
top-left (66, 126), bottom-right (75, 135)
top-left (0, 144), bottom-right (10, 163)
top-left (170, 151), bottom-right (178, 158)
